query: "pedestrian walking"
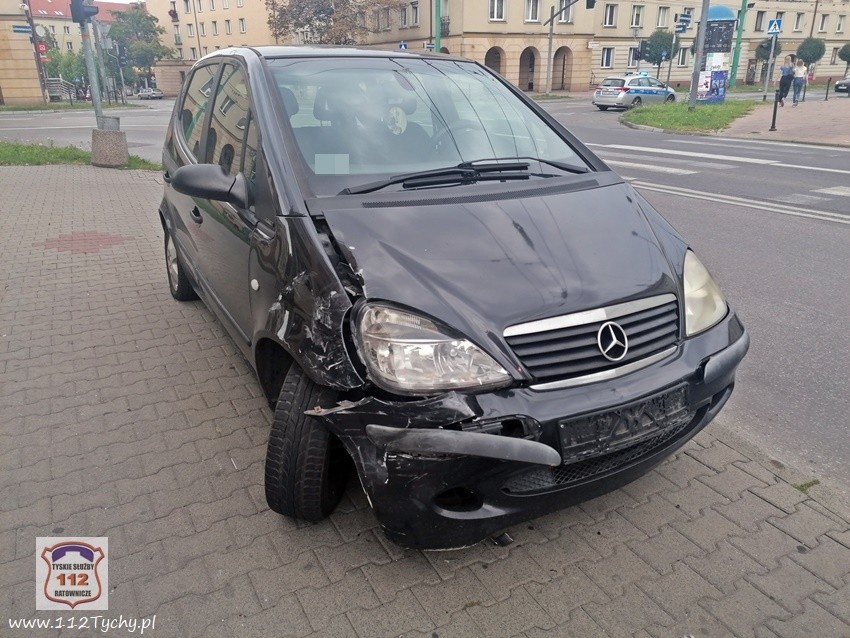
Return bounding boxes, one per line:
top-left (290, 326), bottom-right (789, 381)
top-left (792, 59), bottom-right (807, 106)
top-left (778, 55), bottom-right (794, 106)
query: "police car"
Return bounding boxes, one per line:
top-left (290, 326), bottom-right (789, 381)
top-left (593, 72), bottom-right (676, 110)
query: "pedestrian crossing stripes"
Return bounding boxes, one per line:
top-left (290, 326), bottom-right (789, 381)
top-left (814, 186), bottom-right (850, 197)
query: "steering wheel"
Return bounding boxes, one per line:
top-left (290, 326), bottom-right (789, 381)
top-left (430, 119), bottom-right (486, 157)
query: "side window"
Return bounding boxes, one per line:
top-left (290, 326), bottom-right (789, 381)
top-left (647, 77), bottom-right (664, 88)
top-left (207, 64), bottom-right (250, 177)
top-left (178, 64), bottom-right (217, 158)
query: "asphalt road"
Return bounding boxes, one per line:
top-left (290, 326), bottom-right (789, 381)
top-left (1, 95), bottom-right (847, 502)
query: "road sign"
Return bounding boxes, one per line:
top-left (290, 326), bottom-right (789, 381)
top-left (37, 42), bottom-right (48, 53)
top-left (398, 41), bottom-right (407, 50)
top-left (12, 24), bottom-right (32, 34)
top-left (767, 19), bottom-right (782, 35)
top-left (679, 13), bottom-right (692, 24)
top-left (424, 42), bottom-right (435, 50)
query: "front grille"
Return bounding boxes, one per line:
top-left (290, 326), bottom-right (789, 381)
top-left (502, 385), bottom-right (696, 494)
top-left (505, 295), bottom-right (679, 384)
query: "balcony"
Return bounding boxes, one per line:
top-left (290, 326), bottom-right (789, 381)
top-left (440, 15), bottom-right (449, 37)
top-left (168, 9), bottom-right (179, 21)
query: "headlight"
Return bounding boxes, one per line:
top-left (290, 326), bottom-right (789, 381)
top-left (356, 304), bottom-right (511, 394)
top-left (683, 250), bottom-right (727, 336)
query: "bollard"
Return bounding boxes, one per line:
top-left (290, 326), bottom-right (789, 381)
top-left (769, 89), bottom-right (779, 132)
top-left (825, 78), bottom-right (831, 101)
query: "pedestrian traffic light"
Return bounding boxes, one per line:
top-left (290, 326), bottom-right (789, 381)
top-left (70, 0), bottom-right (99, 25)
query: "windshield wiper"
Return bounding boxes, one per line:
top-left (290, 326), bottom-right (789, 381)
top-left (341, 162), bottom-right (532, 195)
top-left (460, 156), bottom-right (590, 174)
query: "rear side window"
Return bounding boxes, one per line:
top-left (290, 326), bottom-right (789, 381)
top-left (178, 64), bottom-right (218, 158)
top-left (206, 64), bottom-right (251, 176)
top-left (600, 78), bottom-right (625, 87)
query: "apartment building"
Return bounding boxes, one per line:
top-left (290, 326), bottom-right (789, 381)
top-left (27, 0), bottom-right (128, 55)
top-left (0, 0), bottom-right (43, 104)
top-left (365, 0), bottom-right (850, 90)
top-left (145, 0), bottom-right (276, 94)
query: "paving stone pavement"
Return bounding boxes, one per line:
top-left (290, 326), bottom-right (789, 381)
top-left (1, 165), bottom-right (849, 638)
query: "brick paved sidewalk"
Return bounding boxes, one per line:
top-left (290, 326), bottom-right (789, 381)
top-left (1, 165), bottom-right (849, 638)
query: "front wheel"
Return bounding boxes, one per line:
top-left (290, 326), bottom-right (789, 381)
top-left (665, 94), bottom-right (676, 103)
top-left (264, 365), bottom-right (352, 521)
top-left (164, 231), bottom-right (198, 301)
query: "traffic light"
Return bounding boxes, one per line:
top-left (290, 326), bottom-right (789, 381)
top-left (638, 40), bottom-right (650, 60)
top-left (117, 45), bottom-right (128, 67)
top-left (70, 0), bottom-right (99, 25)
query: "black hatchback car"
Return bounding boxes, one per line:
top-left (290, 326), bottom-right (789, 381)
top-left (160, 46), bottom-right (749, 549)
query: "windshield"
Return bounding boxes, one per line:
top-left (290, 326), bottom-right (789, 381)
top-left (600, 78), bottom-right (626, 87)
top-left (267, 56), bottom-right (591, 195)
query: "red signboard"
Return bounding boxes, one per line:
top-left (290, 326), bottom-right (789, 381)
top-left (37, 42), bottom-right (48, 53)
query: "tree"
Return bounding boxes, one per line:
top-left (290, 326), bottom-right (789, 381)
top-left (43, 50), bottom-right (87, 82)
top-left (34, 23), bottom-right (58, 51)
top-left (755, 37), bottom-right (782, 61)
top-left (107, 5), bottom-right (172, 81)
top-left (642, 30), bottom-right (679, 76)
top-left (839, 43), bottom-right (850, 75)
top-left (796, 37), bottom-right (826, 65)
top-left (266, 0), bottom-right (402, 45)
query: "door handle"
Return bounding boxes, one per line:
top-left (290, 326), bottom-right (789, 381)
top-left (190, 206), bottom-right (203, 224)
top-left (163, 171), bottom-right (171, 183)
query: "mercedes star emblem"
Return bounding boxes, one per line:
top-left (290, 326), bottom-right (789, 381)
top-left (597, 321), bottom-right (629, 362)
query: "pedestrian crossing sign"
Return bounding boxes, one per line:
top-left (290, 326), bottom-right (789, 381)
top-left (767, 19), bottom-right (782, 35)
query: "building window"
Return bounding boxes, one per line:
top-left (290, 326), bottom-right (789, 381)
top-left (212, 20), bottom-right (218, 34)
top-left (222, 0), bottom-right (228, 7)
top-left (225, 19), bottom-right (231, 34)
top-left (411, 2), bottom-right (419, 24)
top-left (628, 46), bottom-right (639, 66)
top-left (203, 46), bottom-right (208, 54)
top-left (196, 0), bottom-right (202, 11)
top-left (754, 10), bottom-right (765, 31)
top-left (50, 25), bottom-right (55, 33)
top-left (831, 47), bottom-right (839, 64)
top-left (793, 13), bottom-right (804, 31)
top-left (236, 0), bottom-right (243, 6)
top-left (187, 23), bottom-right (194, 36)
top-left (381, 7), bottom-right (390, 29)
top-left (183, 0), bottom-right (190, 12)
top-left (170, 0), bottom-right (176, 10)
top-left (199, 22), bottom-right (205, 35)
top-left (239, 17), bottom-right (246, 32)
top-left (558, 0), bottom-right (573, 22)
top-left (630, 5), bottom-right (643, 27)
top-left (489, 0), bottom-right (504, 20)
top-left (837, 15), bottom-right (844, 32)
top-left (656, 6), bottom-right (668, 27)
top-left (63, 25), bottom-right (70, 34)
top-left (601, 47), bottom-right (614, 67)
top-left (603, 4), bottom-right (617, 26)
top-left (400, 7), bottom-right (407, 26)
top-left (525, 0), bottom-right (539, 21)
top-left (209, 0), bottom-right (215, 9)
top-left (775, 11), bottom-right (783, 22)
top-left (177, 48), bottom-right (183, 58)
top-left (190, 47), bottom-right (197, 59)
top-left (818, 14), bottom-right (828, 32)
top-left (66, 41), bottom-right (73, 51)
top-left (677, 47), bottom-right (688, 66)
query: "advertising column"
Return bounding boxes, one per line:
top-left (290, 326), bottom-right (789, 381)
top-left (698, 5), bottom-right (737, 103)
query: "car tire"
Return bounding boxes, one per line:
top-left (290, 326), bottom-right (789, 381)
top-left (265, 364), bottom-right (352, 522)
top-left (665, 94), bottom-right (676, 103)
top-left (597, 105), bottom-right (609, 111)
top-left (630, 97), bottom-right (642, 108)
top-left (164, 231), bottom-right (198, 301)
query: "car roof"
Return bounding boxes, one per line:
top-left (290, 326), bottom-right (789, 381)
top-left (199, 45), bottom-right (468, 64)
top-left (603, 74), bottom-right (660, 81)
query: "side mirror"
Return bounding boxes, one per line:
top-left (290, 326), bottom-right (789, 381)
top-left (171, 164), bottom-right (253, 209)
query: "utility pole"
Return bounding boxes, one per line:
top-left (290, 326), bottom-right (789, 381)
top-left (80, 22), bottom-right (104, 122)
top-left (666, 31), bottom-right (677, 84)
top-left (687, 0), bottom-right (711, 110)
top-left (22, 0), bottom-right (48, 103)
top-left (729, 0), bottom-right (750, 87)
top-left (809, 0), bottom-right (819, 37)
top-left (544, 0), bottom-right (582, 93)
top-left (435, 0), bottom-right (441, 52)
top-left (91, 19), bottom-right (111, 104)
top-left (761, 33), bottom-right (777, 98)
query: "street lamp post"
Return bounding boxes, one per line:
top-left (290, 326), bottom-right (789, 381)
top-left (21, 0), bottom-right (48, 103)
top-left (729, 0), bottom-right (754, 88)
top-left (544, 0), bottom-right (580, 94)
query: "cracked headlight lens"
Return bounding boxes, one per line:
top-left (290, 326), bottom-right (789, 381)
top-left (684, 250), bottom-right (727, 336)
top-left (356, 304), bottom-right (511, 394)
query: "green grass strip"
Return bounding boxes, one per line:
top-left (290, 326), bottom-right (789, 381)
top-left (0, 140), bottom-right (160, 170)
top-left (620, 99), bottom-right (760, 132)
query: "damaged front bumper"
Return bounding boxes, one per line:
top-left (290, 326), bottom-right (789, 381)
top-left (316, 312), bottom-right (749, 549)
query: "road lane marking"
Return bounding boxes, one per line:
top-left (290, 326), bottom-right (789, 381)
top-left (598, 150), bottom-right (732, 170)
top-left (631, 180), bottom-right (850, 225)
top-left (710, 137), bottom-right (850, 153)
top-left (775, 163), bottom-right (850, 176)
top-left (772, 193), bottom-right (831, 205)
top-left (605, 160), bottom-right (698, 175)
top-left (666, 138), bottom-right (850, 154)
top-left (586, 144), bottom-right (778, 164)
top-left (814, 186), bottom-right (850, 196)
